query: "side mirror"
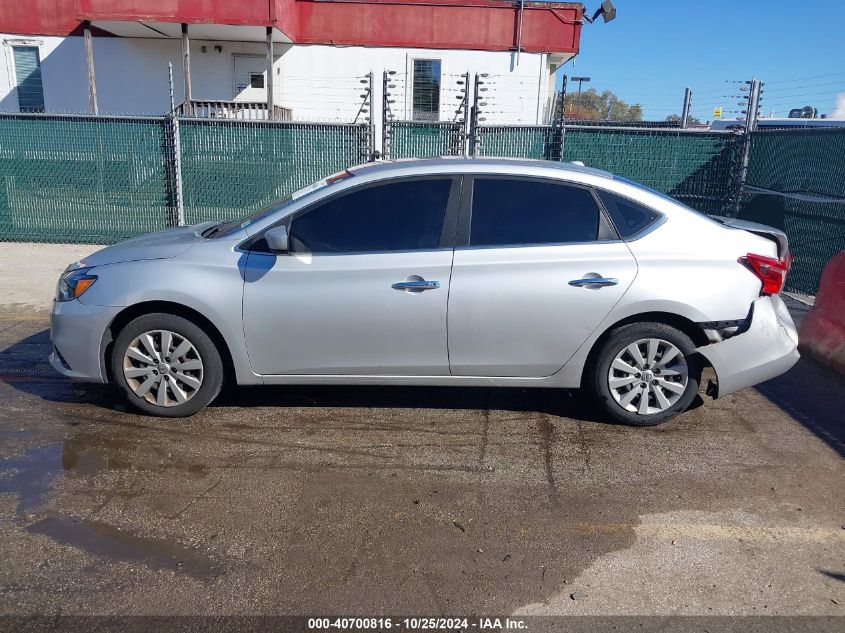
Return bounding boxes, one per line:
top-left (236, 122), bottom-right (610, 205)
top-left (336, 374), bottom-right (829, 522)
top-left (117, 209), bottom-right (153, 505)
top-left (264, 225), bottom-right (289, 254)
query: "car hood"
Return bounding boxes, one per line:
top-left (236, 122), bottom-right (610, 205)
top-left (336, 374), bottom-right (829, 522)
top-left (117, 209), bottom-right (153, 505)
top-left (78, 222), bottom-right (217, 268)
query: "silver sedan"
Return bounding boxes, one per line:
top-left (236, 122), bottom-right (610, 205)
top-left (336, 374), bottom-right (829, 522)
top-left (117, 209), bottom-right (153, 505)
top-left (50, 158), bottom-right (799, 425)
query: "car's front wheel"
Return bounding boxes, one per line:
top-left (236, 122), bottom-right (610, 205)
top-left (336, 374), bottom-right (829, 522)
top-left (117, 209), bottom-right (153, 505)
top-left (111, 313), bottom-right (223, 417)
top-left (590, 322), bottom-right (702, 426)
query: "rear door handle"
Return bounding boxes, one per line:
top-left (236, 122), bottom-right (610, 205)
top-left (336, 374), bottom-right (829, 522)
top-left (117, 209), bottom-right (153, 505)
top-left (392, 279), bottom-right (441, 291)
top-left (568, 277), bottom-right (619, 288)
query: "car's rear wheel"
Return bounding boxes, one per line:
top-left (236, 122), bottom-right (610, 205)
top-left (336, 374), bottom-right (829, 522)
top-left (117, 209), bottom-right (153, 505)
top-left (111, 313), bottom-right (223, 417)
top-left (590, 322), bottom-right (701, 426)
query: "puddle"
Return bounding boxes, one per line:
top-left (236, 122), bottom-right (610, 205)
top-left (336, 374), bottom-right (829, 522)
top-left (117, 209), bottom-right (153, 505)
top-left (0, 441), bottom-right (218, 580)
top-left (26, 516), bottom-right (219, 580)
top-left (0, 444), bottom-right (62, 515)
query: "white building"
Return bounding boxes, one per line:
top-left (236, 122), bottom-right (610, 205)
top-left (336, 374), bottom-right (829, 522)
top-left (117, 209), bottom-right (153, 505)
top-left (0, 1), bottom-right (584, 126)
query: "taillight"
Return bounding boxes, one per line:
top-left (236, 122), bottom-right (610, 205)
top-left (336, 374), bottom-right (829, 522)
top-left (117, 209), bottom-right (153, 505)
top-left (739, 253), bottom-right (788, 295)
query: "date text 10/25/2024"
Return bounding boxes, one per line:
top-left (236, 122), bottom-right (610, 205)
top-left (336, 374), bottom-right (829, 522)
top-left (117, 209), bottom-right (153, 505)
top-left (308, 617), bottom-right (528, 630)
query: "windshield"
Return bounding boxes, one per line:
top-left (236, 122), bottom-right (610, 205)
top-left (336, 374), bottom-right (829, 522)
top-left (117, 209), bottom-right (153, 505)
top-left (207, 170), bottom-right (354, 238)
top-left (209, 194), bottom-right (297, 238)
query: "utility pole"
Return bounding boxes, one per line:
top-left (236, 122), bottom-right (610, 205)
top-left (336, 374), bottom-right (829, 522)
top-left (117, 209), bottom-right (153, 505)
top-left (681, 87), bottom-right (692, 128)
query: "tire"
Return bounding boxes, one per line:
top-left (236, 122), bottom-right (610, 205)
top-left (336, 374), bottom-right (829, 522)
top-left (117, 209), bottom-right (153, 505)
top-left (589, 322), bottom-right (702, 426)
top-left (111, 313), bottom-right (224, 417)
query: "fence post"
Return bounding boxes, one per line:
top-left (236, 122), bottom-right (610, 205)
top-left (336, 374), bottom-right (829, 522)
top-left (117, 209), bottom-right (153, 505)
top-left (382, 71), bottom-right (391, 159)
top-left (468, 73), bottom-right (482, 156)
top-left (368, 71), bottom-right (376, 160)
top-left (167, 62), bottom-right (185, 227)
top-left (456, 70), bottom-right (470, 157)
top-left (559, 74), bottom-right (568, 159)
top-left (734, 78), bottom-right (762, 215)
top-left (354, 72), bottom-right (375, 160)
top-left (546, 90), bottom-right (564, 161)
top-left (681, 87), bottom-right (692, 129)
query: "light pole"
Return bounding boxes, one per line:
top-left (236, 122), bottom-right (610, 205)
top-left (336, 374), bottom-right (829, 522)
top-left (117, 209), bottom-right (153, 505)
top-left (571, 76), bottom-right (591, 109)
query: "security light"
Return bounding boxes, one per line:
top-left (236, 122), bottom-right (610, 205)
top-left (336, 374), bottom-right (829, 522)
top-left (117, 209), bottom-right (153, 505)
top-left (584, 1), bottom-right (616, 24)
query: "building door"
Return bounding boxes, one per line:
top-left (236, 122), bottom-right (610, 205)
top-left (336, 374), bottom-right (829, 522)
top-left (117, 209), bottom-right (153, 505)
top-left (233, 55), bottom-right (267, 101)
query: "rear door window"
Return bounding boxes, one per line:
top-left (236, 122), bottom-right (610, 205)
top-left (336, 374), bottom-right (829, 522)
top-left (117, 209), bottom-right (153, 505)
top-left (469, 178), bottom-right (600, 247)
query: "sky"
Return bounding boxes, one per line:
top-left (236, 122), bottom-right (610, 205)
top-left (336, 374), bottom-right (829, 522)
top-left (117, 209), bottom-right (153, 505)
top-left (555, 0), bottom-right (845, 121)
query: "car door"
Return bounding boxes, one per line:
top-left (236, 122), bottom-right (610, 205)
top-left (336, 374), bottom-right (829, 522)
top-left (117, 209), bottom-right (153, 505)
top-left (447, 175), bottom-right (638, 377)
top-left (242, 176), bottom-right (461, 375)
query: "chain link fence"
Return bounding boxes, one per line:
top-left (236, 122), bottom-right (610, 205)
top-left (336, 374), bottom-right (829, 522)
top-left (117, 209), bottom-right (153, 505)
top-left (734, 127), bottom-right (845, 294)
top-left (0, 114), bottom-right (371, 244)
top-left (0, 114), bottom-right (173, 243)
top-left (561, 126), bottom-right (744, 215)
top-left (387, 122), bottom-right (464, 159)
top-left (1, 110), bottom-right (843, 295)
top-left (179, 119), bottom-right (371, 224)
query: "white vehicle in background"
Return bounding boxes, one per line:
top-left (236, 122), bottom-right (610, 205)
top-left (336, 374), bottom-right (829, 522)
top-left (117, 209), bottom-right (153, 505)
top-left (709, 117), bottom-right (845, 130)
top-left (50, 158), bottom-right (799, 425)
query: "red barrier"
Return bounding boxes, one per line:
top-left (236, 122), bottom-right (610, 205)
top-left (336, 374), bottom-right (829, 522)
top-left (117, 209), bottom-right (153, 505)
top-left (798, 251), bottom-right (845, 373)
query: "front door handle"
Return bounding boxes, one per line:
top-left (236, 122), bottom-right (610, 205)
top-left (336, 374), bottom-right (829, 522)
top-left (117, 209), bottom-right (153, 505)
top-left (392, 279), bottom-right (441, 292)
top-left (568, 277), bottom-right (619, 288)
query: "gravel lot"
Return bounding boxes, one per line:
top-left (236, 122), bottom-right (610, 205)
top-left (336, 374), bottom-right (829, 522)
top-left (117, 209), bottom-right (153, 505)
top-left (0, 297), bottom-right (843, 619)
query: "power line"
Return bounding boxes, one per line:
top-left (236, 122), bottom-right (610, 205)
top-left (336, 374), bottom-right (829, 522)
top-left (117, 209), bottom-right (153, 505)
top-left (765, 71), bottom-right (845, 85)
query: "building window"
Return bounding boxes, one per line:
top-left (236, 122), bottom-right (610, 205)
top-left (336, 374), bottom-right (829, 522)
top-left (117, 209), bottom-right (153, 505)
top-left (412, 59), bottom-right (441, 122)
top-left (12, 46), bottom-right (45, 112)
top-left (249, 73), bottom-right (264, 89)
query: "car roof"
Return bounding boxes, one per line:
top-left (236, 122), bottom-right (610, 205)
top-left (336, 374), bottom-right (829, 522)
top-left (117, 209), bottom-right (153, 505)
top-left (348, 157), bottom-right (615, 181)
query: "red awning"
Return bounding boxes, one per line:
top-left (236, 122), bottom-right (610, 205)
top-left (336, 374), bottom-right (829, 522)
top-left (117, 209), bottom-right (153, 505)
top-left (1, 0), bottom-right (582, 55)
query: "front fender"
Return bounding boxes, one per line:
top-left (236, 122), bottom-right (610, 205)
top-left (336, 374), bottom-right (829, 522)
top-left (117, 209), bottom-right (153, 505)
top-left (79, 250), bottom-right (259, 385)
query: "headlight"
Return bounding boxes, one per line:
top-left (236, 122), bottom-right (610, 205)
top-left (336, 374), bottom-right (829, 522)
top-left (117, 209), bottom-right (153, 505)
top-left (56, 267), bottom-right (97, 302)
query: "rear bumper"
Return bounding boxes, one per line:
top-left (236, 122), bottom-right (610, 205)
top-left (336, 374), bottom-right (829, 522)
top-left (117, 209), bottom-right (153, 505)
top-left (696, 294), bottom-right (799, 398)
top-left (50, 299), bottom-right (122, 383)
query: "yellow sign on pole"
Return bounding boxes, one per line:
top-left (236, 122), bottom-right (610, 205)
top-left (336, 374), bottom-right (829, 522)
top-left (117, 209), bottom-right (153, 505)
top-left (713, 107), bottom-right (723, 118)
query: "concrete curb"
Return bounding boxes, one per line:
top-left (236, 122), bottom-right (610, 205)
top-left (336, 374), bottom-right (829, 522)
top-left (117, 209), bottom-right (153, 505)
top-left (797, 251), bottom-right (845, 374)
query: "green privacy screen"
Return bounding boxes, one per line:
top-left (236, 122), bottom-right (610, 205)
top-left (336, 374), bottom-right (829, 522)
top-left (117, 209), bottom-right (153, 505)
top-left (561, 127), bottom-right (743, 215)
top-left (179, 120), bottom-right (371, 224)
top-left (478, 125), bottom-right (559, 160)
top-left (0, 115), bottom-right (172, 243)
top-left (0, 115), bottom-right (371, 244)
top-left (735, 127), bottom-right (845, 295)
top-left (388, 121), bottom-right (463, 159)
top-left (1, 113), bottom-right (841, 294)
top-left (479, 125), bottom-right (743, 215)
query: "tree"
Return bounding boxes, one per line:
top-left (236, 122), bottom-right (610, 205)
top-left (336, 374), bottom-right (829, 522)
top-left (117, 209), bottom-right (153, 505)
top-left (665, 113), bottom-right (702, 125)
top-left (560, 88), bottom-right (643, 122)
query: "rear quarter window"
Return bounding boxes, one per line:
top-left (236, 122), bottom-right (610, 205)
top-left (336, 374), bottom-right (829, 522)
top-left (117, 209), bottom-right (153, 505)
top-left (597, 190), bottom-right (662, 238)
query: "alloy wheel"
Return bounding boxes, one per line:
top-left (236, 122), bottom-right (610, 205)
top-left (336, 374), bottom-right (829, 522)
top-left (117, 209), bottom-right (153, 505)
top-left (122, 330), bottom-right (204, 407)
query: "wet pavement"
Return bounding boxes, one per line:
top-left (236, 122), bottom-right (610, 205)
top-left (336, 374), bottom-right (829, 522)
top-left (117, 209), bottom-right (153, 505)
top-left (0, 303), bottom-right (844, 617)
